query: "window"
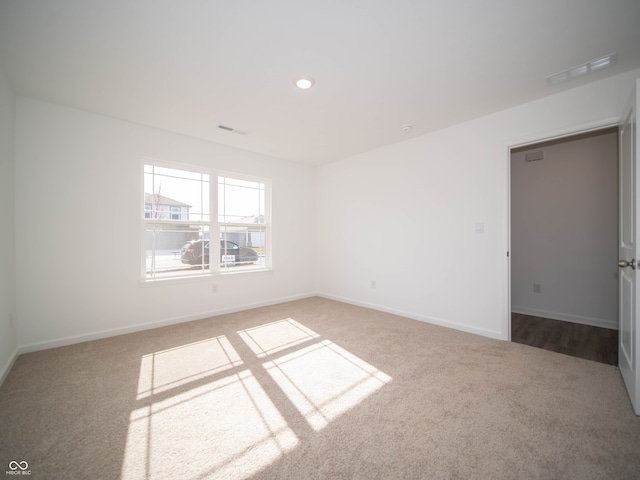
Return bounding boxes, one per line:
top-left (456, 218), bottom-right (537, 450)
top-left (218, 176), bottom-right (267, 271)
top-left (143, 162), bottom-right (270, 281)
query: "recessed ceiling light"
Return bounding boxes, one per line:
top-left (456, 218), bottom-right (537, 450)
top-left (294, 75), bottom-right (315, 89)
top-left (546, 53), bottom-right (617, 86)
top-left (401, 124), bottom-right (413, 134)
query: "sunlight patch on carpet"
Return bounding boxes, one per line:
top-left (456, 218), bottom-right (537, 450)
top-left (238, 318), bottom-right (320, 358)
top-left (136, 335), bottom-right (243, 400)
top-left (122, 318), bottom-right (391, 478)
top-left (263, 339), bottom-right (392, 431)
top-left (122, 369), bottom-right (298, 480)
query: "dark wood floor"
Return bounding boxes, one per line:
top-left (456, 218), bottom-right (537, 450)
top-left (511, 313), bottom-right (618, 366)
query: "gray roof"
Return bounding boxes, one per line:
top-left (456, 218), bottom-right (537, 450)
top-left (144, 193), bottom-right (191, 208)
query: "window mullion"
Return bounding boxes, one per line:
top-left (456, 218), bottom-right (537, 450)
top-left (144, 219), bottom-right (209, 226)
top-left (211, 175), bottom-right (220, 274)
top-left (263, 180), bottom-right (271, 270)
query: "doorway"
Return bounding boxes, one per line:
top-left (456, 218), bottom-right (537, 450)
top-left (509, 127), bottom-right (619, 365)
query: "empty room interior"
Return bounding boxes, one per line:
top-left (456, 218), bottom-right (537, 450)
top-left (1, 1), bottom-right (640, 479)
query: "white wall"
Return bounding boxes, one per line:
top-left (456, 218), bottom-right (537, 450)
top-left (0, 66), bottom-right (16, 382)
top-left (14, 97), bottom-right (316, 351)
top-left (511, 132), bottom-right (618, 329)
top-left (317, 69), bottom-right (640, 340)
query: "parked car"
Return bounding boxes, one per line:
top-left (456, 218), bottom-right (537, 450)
top-left (180, 239), bottom-right (259, 266)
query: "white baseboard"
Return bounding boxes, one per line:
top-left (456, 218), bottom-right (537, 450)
top-left (18, 292), bottom-right (317, 354)
top-left (318, 292), bottom-right (504, 340)
top-left (511, 306), bottom-right (618, 330)
top-left (0, 347), bottom-right (18, 388)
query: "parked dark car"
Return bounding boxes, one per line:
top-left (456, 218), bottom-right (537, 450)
top-left (180, 239), bottom-right (259, 266)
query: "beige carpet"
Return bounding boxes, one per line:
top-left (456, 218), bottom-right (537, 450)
top-left (1, 297), bottom-right (639, 479)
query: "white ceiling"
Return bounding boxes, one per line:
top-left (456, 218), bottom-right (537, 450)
top-left (1, 0), bottom-right (639, 165)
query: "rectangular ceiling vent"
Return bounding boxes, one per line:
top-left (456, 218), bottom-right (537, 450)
top-left (525, 151), bottom-right (544, 163)
top-left (218, 125), bottom-right (248, 135)
top-left (546, 53), bottom-right (617, 86)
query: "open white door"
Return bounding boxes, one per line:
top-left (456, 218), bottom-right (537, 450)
top-left (618, 78), bottom-right (640, 415)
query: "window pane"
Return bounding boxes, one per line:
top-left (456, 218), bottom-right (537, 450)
top-left (220, 225), bottom-right (266, 272)
top-left (218, 177), bottom-right (265, 224)
top-left (144, 165), bottom-right (210, 222)
top-left (146, 224), bottom-right (210, 279)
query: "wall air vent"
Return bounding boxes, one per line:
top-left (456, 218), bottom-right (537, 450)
top-left (525, 151), bottom-right (544, 163)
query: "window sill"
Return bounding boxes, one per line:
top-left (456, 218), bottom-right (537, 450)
top-left (139, 267), bottom-right (273, 287)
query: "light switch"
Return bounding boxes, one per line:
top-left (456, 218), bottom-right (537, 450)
top-left (475, 222), bottom-right (485, 234)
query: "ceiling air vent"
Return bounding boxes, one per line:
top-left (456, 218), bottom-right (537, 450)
top-left (218, 125), bottom-right (247, 135)
top-left (546, 53), bottom-right (617, 86)
top-left (525, 151), bottom-right (544, 163)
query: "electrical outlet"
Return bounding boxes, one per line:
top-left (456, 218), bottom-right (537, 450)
top-left (371, 280), bottom-right (377, 289)
top-left (212, 284), bottom-right (218, 294)
top-left (533, 283), bottom-right (542, 294)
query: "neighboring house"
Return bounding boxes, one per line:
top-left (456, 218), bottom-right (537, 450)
top-left (223, 214), bottom-right (266, 249)
top-left (144, 193), bottom-right (197, 251)
top-left (144, 193), bottom-right (190, 220)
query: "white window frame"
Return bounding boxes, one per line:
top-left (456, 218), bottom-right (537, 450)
top-left (141, 159), bottom-right (272, 282)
